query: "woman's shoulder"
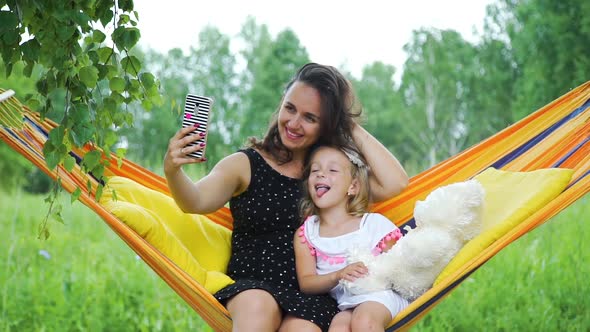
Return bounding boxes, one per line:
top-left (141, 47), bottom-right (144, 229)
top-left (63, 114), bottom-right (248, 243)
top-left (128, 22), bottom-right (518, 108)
top-left (218, 150), bottom-right (251, 166)
top-left (216, 148), bottom-right (262, 166)
top-left (232, 147), bottom-right (267, 165)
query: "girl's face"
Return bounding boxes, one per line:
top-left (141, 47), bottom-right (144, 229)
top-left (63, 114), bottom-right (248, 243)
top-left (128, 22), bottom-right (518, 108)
top-left (307, 147), bottom-right (358, 210)
top-left (277, 81), bottom-right (322, 153)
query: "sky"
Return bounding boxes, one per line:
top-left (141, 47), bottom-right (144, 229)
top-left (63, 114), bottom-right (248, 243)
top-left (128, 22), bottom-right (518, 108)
top-left (133, 0), bottom-right (494, 79)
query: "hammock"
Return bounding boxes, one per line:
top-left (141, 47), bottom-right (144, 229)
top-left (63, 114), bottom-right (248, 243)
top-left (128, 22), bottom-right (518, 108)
top-left (1, 82), bottom-right (589, 331)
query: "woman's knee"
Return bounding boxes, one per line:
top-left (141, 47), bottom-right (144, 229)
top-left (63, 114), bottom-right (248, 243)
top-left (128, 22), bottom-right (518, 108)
top-left (328, 310), bottom-right (352, 332)
top-left (226, 289), bottom-right (282, 330)
top-left (279, 315), bottom-right (321, 332)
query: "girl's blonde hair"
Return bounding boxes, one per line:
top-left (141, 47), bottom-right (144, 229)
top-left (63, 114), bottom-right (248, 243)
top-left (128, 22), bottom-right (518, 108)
top-left (299, 144), bottom-right (371, 221)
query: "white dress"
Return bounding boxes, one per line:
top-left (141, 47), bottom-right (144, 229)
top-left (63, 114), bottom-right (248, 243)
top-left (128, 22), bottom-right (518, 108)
top-left (298, 213), bottom-right (409, 318)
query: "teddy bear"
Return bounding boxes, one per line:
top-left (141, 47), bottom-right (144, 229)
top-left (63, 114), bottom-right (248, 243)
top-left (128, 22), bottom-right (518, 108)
top-left (342, 179), bottom-right (486, 301)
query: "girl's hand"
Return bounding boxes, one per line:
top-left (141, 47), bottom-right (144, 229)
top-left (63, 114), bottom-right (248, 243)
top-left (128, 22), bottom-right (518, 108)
top-left (164, 125), bottom-right (207, 174)
top-left (337, 262), bottom-right (368, 282)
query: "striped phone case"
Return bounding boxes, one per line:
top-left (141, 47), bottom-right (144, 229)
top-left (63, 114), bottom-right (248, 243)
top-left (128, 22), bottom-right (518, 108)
top-left (182, 94), bottom-right (213, 159)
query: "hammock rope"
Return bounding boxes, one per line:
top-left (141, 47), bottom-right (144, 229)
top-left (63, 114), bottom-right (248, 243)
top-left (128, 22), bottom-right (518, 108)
top-left (1, 82), bottom-right (589, 331)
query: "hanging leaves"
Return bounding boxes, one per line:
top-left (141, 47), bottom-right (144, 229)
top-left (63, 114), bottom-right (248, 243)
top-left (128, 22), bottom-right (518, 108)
top-left (0, 0), bottom-right (162, 238)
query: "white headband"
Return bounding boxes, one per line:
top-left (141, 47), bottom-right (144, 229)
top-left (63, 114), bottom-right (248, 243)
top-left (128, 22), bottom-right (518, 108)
top-left (341, 147), bottom-right (367, 169)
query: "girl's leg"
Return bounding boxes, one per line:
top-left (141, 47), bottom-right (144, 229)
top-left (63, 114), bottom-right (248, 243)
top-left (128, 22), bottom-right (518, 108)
top-left (350, 301), bottom-right (392, 332)
top-left (328, 310), bottom-right (353, 332)
top-left (226, 289), bottom-right (282, 332)
top-left (279, 315), bottom-right (322, 332)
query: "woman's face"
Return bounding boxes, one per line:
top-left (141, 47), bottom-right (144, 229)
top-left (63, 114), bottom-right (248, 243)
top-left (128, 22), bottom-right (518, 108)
top-left (277, 81), bottom-right (322, 153)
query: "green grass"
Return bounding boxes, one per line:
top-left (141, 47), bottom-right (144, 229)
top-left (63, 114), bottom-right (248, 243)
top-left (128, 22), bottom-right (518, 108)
top-left (0, 190), bottom-right (212, 332)
top-left (0, 190), bottom-right (588, 331)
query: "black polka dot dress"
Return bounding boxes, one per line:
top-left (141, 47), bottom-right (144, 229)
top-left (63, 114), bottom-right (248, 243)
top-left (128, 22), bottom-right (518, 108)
top-left (214, 148), bottom-right (338, 331)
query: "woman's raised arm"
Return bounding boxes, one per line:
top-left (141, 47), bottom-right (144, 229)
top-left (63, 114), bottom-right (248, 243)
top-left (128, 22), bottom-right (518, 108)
top-left (352, 124), bottom-right (409, 202)
top-left (164, 126), bottom-right (248, 214)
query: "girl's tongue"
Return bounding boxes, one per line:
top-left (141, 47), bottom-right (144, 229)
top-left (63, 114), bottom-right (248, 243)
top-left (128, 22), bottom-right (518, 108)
top-left (316, 185), bottom-right (330, 198)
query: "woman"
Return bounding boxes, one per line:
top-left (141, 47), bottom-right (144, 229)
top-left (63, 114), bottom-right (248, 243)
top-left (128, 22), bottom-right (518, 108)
top-left (164, 63), bottom-right (408, 331)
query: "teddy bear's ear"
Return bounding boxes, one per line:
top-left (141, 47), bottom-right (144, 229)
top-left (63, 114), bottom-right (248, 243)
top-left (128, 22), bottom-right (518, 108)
top-left (412, 200), bottom-right (426, 225)
top-left (464, 180), bottom-right (486, 207)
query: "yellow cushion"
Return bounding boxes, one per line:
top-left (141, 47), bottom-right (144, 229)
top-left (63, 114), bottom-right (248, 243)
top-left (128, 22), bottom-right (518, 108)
top-left (434, 167), bottom-right (573, 285)
top-left (99, 176), bottom-right (234, 293)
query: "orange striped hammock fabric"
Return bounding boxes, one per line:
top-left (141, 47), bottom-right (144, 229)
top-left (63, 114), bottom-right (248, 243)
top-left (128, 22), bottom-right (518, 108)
top-left (1, 81), bottom-right (589, 331)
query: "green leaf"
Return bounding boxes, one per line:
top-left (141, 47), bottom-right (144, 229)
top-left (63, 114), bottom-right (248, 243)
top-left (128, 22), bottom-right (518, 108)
top-left (141, 98), bottom-right (152, 110)
top-left (112, 27), bottom-right (141, 50)
top-left (82, 150), bottom-right (102, 171)
top-left (121, 55), bottom-right (141, 72)
top-left (73, 12), bottom-right (92, 32)
top-left (64, 155), bottom-right (76, 172)
top-left (109, 76), bottom-right (126, 92)
top-left (95, 183), bottom-right (104, 201)
top-left (97, 47), bottom-right (113, 63)
top-left (103, 97), bottom-right (117, 115)
top-left (105, 64), bottom-right (118, 79)
top-left (93, 164), bottom-right (105, 180)
top-left (112, 92), bottom-right (126, 104)
top-left (139, 72), bottom-right (155, 89)
top-left (79, 66), bottom-right (99, 88)
top-left (118, 0), bottom-right (134, 12)
top-left (124, 112), bottom-right (133, 126)
top-left (71, 187), bottom-right (82, 203)
top-left (117, 14), bottom-right (130, 25)
top-left (71, 102), bottom-right (90, 123)
top-left (44, 150), bottom-right (60, 170)
top-left (1, 29), bottom-right (20, 46)
top-left (23, 61), bottom-right (35, 77)
top-left (104, 130), bottom-right (118, 146)
top-left (116, 148), bottom-right (127, 158)
top-left (52, 206), bottom-right (65, 224)
top-left (3, 61), bottom-right (13, 77)
top-left (93, 30), bottom-right (106, 43)
top-left (112, 111), bottom-right (125, 126)
top-left (0, 11), bottom-right (18, 31)
top-left (72, 123), bottom-right (95, 145)
top-left (48, 126), bottom-right (66, 145)
top-left (20, 39), bottom-right (41, 62)
top-left (25, 97), bottom-right (41, 111)
top-left (98, 6), bottom-right (114, 27)
top-left (40, 227), bottom-right (50, 240)
top-left (57, 25), bottom-right (77, 41)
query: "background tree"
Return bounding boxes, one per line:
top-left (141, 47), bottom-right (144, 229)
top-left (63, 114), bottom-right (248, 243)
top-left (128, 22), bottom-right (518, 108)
top-left (237, 19), bottom-right (310, 141)
top-left (491, 0), bottom-right (590, 119)
top-left (351, 62), bottom-right (406, 161)
top-left (399, 28), bottom-right (477, 168)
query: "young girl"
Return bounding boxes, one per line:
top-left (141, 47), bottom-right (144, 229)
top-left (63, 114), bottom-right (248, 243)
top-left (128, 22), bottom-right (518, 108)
top-left (294, 144), bottom-right (408, 332)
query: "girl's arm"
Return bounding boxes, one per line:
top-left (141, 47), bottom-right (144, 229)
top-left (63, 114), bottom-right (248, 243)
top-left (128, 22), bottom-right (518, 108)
top-left (352, 124), bottom-right (409, 202)
top-left (293, 234), bottom-right (368, 294)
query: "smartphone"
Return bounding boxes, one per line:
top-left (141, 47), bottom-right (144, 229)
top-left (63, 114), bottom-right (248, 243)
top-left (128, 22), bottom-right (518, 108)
top-left (181, 93), bottom-right (213, 159)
